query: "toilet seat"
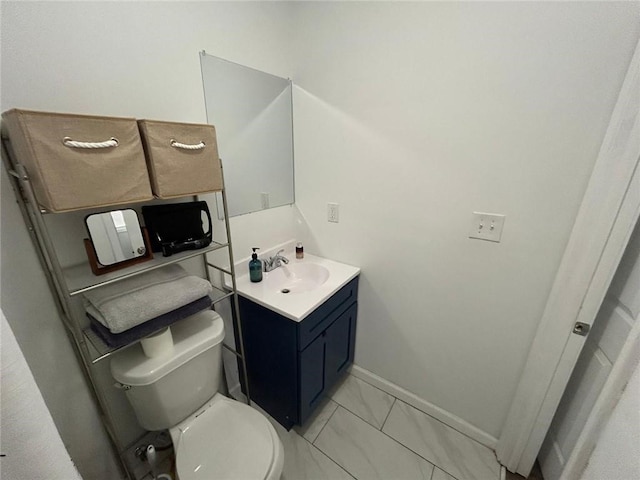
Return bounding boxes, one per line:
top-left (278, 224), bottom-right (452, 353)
top-left (171, 394), bottom-right (283, 480)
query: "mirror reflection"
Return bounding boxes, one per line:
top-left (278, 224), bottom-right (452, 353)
top-left (200, 52), bottom-right (294, 217)
top-left (86, 209), bottom-right (146, 266)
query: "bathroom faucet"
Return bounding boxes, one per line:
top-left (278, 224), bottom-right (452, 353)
top-left (264, 249), bottom-right (289, 272)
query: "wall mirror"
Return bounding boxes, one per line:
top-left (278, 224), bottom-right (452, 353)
top-left (200, 51), bottom-right (294, 218)
top-left (84, 209), bottom-right (152, 275)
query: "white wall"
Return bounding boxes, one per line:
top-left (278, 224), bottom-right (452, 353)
top-left (1, 309), bottom-right (82, 480)
top-left (289, 2), bottom-right (640, 438)
top-left (3, 4), bottom-right (640, 477)
top-left (1, 2), bottom-right (298, 478)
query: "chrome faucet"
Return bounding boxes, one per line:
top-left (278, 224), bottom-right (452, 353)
top-left (263, 249), bottom-right (289, 272)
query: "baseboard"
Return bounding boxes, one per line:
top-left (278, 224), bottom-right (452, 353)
top-left (350, 364), bottom-right (499, 449)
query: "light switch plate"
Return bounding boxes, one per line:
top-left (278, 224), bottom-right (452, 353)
top-left (469, 212), bottom-right (505, 242)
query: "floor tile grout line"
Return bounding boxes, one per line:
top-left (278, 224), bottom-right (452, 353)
top-left (352, 370), bottom-right (498, 455)
top-left (368, 405), bottom-right (466, 480)
top-left (303, 438), bottom-right (357, 480)
top-left (312, 399), bottom-right (465, 480)
top-left (301, 418), bottom-right (358, 480)
top-left (330, 377), bottom-right (398, 430)
top-left (330, 404), bottom-right (454, 478)
top-left (388, 437), bottom-right (461, 480)
top-left (251, 398), bottom-right (357, 479)
top-left (330, 398), bottom-right (390, 431)
top-left (429, 465), bottom-right (435, 480)
top-left (330, 377), bottom-right (457, 475)
top-left (388, 398), bottom-right (501, 477)
top-left (311, 400), bottom-right (341, 446)
top-left (380, 397), bottom-right (397, 431)
top-left (331, 395), bottom-right (396, 430)
top-left (252, 376), bottom-right (486, 480)
top-left (327, 373), bottom-right (498, 479)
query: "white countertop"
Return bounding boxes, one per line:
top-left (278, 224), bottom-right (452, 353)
top-left (234, 245), bottom-right (360, 322)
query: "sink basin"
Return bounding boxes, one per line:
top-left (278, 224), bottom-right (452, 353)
top-left (265, 263), bottom-right (330, 293)
top-left (234, 245), bottom-right (360, 322)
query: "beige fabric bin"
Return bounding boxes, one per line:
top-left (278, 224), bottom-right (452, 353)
top-left (137, 119), bottom-right (223, 198)
top-left (2, 109), bottom-right (153, 212)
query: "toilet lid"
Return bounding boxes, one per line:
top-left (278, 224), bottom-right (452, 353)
top-left (175, 398), bottom-right (276, 480)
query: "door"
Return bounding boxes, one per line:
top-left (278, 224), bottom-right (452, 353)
top-left (539, 221), bottom-right (639, 480)
top-left (496, 38), bottom-right (640, 476)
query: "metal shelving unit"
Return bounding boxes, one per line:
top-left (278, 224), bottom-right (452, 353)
top-left (1, 134), bottom-right (251, 480)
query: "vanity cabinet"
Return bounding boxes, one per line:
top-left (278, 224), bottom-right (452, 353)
top-left (239, 276), bottom-right (358, 429)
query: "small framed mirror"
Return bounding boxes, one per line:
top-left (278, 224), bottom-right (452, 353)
top-left (84, 209), bottom-right (153, 275)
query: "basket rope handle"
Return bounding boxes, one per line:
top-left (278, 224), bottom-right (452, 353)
top-left (170, 139), bottom-right (206, 151)
top-left (62, 137), bottom-right (119, 149)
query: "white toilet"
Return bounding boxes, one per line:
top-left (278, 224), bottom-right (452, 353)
top-left (110, 309), bottom-right (284, 480)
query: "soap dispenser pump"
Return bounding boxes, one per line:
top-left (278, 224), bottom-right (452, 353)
top-left (249, 248), bottom-right (263, 283)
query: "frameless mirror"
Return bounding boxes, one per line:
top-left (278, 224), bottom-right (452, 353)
top-left (85, 209), bottom-right (146, 266)
top-left (200, 52), bottom-right (294, 217)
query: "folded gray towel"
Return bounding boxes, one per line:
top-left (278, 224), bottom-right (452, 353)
top-left (83, 264), bottom-right (213, 333)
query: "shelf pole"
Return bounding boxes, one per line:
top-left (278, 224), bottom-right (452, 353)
top-left (218, 160), bottom-right (252, 405)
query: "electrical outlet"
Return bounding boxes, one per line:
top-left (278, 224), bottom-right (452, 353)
top-left (261, 192), bottom-right (270, 209)
top-left (469, 212), bottom-right (505, 242)
top-left (328, 203), bottom-right (339, 223)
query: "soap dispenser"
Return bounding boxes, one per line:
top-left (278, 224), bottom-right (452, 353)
top-left (249, 248), bottom-right (263, 283)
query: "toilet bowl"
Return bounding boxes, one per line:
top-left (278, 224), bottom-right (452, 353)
top-left (110, 309), bottom-right (284, 480)
top-left (170, 393), bottom-right (283, 480)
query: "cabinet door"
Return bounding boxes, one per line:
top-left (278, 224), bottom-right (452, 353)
top-left (299, 333), bottom-right (326, 423)
top-left (299, 302), bottom-right (357, 424)
top-left (325, 302), bottom-right (357, 389)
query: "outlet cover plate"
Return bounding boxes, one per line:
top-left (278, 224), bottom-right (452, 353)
top-left (261, 192), bottom-right (270, 209)
top-left (469, 212), bottom-right (505, 242)
top-left (328, 203), bottom-right (339, 223)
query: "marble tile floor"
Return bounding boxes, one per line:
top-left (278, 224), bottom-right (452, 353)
top-left (267, 373), bottom-right (503, 480)
top-left (142, 373), bottom-right (505, 480)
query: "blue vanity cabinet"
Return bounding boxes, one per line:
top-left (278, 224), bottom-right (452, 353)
top-left (239, 276), bottom-right (358, 429)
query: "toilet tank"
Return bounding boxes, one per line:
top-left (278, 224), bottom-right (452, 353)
top-left (110, 309), bottom-right (225, 431)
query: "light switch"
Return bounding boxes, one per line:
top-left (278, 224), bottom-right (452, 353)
top-left (469, 212), bottom-right (505, 242)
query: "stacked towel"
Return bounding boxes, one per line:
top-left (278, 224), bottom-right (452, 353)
top-left (88, 296), bottom-right (212, 348)
top-left (83, 264), bottom-right (213, 334)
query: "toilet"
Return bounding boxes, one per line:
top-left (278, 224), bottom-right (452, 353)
top-left (110, 309), bottom-right (284, 480)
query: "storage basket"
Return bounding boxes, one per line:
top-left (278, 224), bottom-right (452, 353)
top-left (137, 119), bottom-right (223, 198)
top-left (1, 109), bottom-right (153, 212)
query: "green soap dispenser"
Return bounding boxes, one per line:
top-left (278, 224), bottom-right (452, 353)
top-left (249, 248), bottom-right (263, 283)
